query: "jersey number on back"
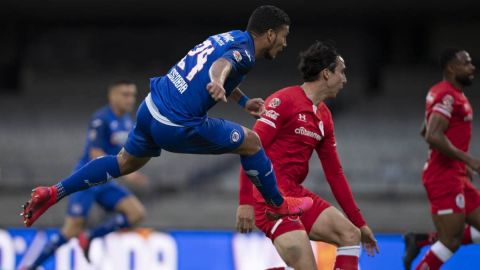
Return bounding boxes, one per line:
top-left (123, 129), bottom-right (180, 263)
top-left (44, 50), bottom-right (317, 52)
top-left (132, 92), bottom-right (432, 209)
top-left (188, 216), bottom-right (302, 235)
top-left (178, 40), bottom-right (215, 81)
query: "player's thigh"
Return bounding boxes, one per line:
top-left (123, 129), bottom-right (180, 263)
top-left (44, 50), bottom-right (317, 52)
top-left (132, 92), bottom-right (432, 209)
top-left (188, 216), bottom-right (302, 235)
top-left (61, 217), bottom-right (87, 238)
top-left (432, 212), bottom-right (465, 250)
top-left (123, 100), bottom-right (161, 160)
top-left (308, 206), bottom-right (360, 247)
top-left (464, 179), bottom-right (480, 229)
top-left (153, 117), bottom-right (246, 155)
top-left (273, 230), bottom-right (316, 269)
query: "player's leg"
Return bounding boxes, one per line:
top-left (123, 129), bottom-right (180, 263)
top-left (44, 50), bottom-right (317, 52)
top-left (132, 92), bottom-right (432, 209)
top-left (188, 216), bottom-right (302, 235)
top-left (233, 127), bottom-right (284, 207)
top-left (27, 190), bottom-right (94, 269)
top-left (22, 101), bottom-right (159, 226)
top-left (415, 213), bottom-right (465, 270)
top-left (307, 206), bottom-right (361, 270)
top-left (254, 201), bottom-right (316, 270)
top-left (84, 185), bottom-right (145, 242)
top-left (463, 180), bottom-right (480, 243)
top-left (273, 230), bottom-right (317, 270)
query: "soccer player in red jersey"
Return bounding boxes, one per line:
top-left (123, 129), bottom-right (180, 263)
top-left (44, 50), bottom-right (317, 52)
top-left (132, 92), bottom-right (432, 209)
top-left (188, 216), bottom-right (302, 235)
top-left (236, 41), bottom-right (379, 270)
top-left (403, 49), bottom-right (480, 270)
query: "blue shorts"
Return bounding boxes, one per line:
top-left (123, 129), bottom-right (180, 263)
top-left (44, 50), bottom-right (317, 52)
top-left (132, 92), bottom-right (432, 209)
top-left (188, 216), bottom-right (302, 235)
top-left (67, 164), bottom-right (131, 217)
top-left (124, 98), bottom-right (245, 157)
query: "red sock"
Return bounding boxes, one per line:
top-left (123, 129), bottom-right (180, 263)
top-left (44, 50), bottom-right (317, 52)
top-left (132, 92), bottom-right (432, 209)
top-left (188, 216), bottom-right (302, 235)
top-left (416, 232), bottom-right (438, 247)
top-left (462, 225), bottom-right (473, 244)
top-left (415, 250), bottom-right (443, 270)
top-left (334, 255), bottom-right (358, 270)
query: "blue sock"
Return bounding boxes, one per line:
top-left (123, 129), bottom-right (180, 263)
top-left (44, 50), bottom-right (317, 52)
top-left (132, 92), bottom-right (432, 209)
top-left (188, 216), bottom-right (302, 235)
top-left (241, 149), bottom-right (284, 206)
top-left (87, 213), bottom-right (130, 240)
top-left (30, 232), bottom-right (68, 269)
top-left (55, 156), bottom-right (121, 201)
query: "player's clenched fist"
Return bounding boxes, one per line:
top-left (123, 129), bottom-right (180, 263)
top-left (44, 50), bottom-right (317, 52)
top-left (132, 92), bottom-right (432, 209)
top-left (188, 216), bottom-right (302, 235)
top-left (245, 98), bottom-right (265, 118)
top-left (206, 81), bottom-right (228, 102)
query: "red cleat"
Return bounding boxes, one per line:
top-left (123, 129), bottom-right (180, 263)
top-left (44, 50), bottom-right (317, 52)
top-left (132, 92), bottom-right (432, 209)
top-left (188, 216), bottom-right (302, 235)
top-left (266, 196), bottom-right (313, 220)
top-left (21, 186), bottom-right (58, 227)
top-left (77, 232), bottom-right (92, 262)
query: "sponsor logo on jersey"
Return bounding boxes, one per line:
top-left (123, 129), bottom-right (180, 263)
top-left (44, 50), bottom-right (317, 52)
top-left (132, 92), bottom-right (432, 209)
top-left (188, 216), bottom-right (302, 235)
top-left (268, 98), bottom-right (281, 108)
top-left (111, 131), bottom-right (129, 145)
top-left (298, 113), bottom-right (307, 122)
top-left (264, 110), bottom-right (279, 120)
top-left (442, 95), bottom-right (454, 110)
top-left (233, 50), bottom-right (242, 62)
top-left (456, 193), bottom-right (465, 209)
top-left (230, 129), bottom-right (241, 143)
top-left (294, 127), bottom-right (323, 141)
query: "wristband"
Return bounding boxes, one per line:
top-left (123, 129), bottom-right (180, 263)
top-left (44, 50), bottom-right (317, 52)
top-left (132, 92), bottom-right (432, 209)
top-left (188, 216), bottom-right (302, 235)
top-left (238, 95), bottom-right (249, 108)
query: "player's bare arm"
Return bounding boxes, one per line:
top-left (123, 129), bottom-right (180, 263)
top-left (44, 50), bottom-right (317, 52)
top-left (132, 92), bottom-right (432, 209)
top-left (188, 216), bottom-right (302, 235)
top-left (230, 88), bottom-right (265, 117)
top-left (207, 58), bottom-right (232, 102)
top-left (425, 112), bottom-right (480, 171)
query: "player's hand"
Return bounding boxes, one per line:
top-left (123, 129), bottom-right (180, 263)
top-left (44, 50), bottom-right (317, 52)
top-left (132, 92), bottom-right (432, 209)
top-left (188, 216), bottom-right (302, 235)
top-left (236, 205), bottom-right (255, 233)
top-left (360, 225), bottom-right (379, 256)
top-left (245, 98), bottom-right (265, 118)
top-left (467, 165), bottom-right (478, 182)
top-left (467, 158), bottom-right (480, 174)
top-left (206, 81), bottom-right (227, 102)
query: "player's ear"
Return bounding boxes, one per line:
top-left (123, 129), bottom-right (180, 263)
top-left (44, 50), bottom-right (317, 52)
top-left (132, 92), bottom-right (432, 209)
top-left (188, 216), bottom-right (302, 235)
top-left (321, 68), bottom-right (329, 80)
top-left (266, 29), bottom-right (276, 44)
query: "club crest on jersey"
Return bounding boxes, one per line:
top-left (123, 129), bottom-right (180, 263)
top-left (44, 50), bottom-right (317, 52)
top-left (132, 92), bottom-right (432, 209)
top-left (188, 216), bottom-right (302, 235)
top-left (442, 95), bottom-right (454, 109)
top-left (456, 194), bottom-right (465, 209)
top-left (298, 114), bottom-right (307, 122)
top-left (233, 50), bottom-right (242, 62)
top-left (269, 98), bottom-right (281, 108)
top-left (230, 129), bottom-right (241, 143)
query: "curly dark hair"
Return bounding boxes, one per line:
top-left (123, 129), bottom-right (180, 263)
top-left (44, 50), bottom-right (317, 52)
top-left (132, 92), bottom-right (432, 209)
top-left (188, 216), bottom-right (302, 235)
top-left (439, 48), bottom-right (462, 70)
top-left (298, 41), bottom-right (339, 82)
top-left (246, 5), bottom-right (290, 34)
top-left (107, 79), bottom-right (135, 92)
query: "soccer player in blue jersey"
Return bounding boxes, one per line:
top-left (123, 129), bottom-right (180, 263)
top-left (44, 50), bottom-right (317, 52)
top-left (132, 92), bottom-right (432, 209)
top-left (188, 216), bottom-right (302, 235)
top-left (23, 80), bottom-right (148, 269)
top-left (21, 5), bottom-right (313, 227)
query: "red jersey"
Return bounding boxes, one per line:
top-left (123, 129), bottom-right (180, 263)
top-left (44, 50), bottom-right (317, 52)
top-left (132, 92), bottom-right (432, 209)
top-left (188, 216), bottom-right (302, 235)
top-left (423, 80), bottom-right (473, 183)
top-left (239, 86), bottom-right (366, 227)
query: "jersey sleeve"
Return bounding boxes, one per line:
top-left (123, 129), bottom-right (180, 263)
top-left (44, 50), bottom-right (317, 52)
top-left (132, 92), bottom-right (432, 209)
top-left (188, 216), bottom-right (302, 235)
top-left (429, 91), bottom-right (455, 119)
top-left (315, 109), bottom-right (366, 228)
top-left (88, 117), bottom-right (109, 151)
top-left (238, 93), bottom-right (290, 205)
top-left (222, 44), bottom-right (254, 75)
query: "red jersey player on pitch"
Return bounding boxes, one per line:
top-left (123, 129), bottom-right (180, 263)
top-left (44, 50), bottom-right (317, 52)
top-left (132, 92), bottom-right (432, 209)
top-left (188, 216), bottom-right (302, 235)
top-left (236, 41), bottom-right (379, 270)
top-left (403, 49), bottom-right (480, 270)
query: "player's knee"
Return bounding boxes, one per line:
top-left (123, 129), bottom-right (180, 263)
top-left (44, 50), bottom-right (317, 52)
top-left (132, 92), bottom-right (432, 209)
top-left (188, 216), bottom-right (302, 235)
top-left (282, 243), bottom-right (305, 267)
top-left (125, 203), bottom-right (146, 227)
top-left (439, 236), bottom-right (462, 252)
top-left (338, 226), bottom-right (361, 246)
top-left (242, 130), bottom-right (262, 155)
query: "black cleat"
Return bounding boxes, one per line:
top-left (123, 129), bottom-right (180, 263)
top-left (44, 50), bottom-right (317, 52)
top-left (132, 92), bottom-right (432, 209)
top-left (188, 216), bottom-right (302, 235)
top-left (403, 232), bottom-right (429, 270)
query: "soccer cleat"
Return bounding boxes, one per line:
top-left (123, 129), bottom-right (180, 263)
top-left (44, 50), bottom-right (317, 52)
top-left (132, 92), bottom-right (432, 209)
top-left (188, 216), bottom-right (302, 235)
top-left (403, 232), bottom-right (427, 270)
top-left (21, 186), bottom-right (58, 227)
top-left (77, 232), bottom-right (92, 262)
top-left (266, 196), bottom-right (313, 220)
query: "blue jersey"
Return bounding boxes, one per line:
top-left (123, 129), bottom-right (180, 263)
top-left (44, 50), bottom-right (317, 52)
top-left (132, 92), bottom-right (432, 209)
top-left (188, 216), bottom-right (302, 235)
top-left (77, 106), bottom-right (133, 166)
top-left (150, 30), bottom-right (256, 126)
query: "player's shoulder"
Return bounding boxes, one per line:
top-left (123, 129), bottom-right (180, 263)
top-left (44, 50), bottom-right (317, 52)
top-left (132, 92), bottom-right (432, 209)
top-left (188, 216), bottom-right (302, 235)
top-left (265, 86), bottom-right (301, 108)
top-left (210, 30), bottom-right (248, 46)
top-left (90, 106), bottom-right (111, 123)
top-left (429, 80), bottom-right (457, 96)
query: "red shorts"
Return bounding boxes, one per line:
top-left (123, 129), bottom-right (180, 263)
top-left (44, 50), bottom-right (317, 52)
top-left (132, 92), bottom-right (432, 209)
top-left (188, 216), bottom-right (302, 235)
top-left (254, 188), bottom-right (331, 241)
top-left (423, 176), bottom-right (480, 215)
